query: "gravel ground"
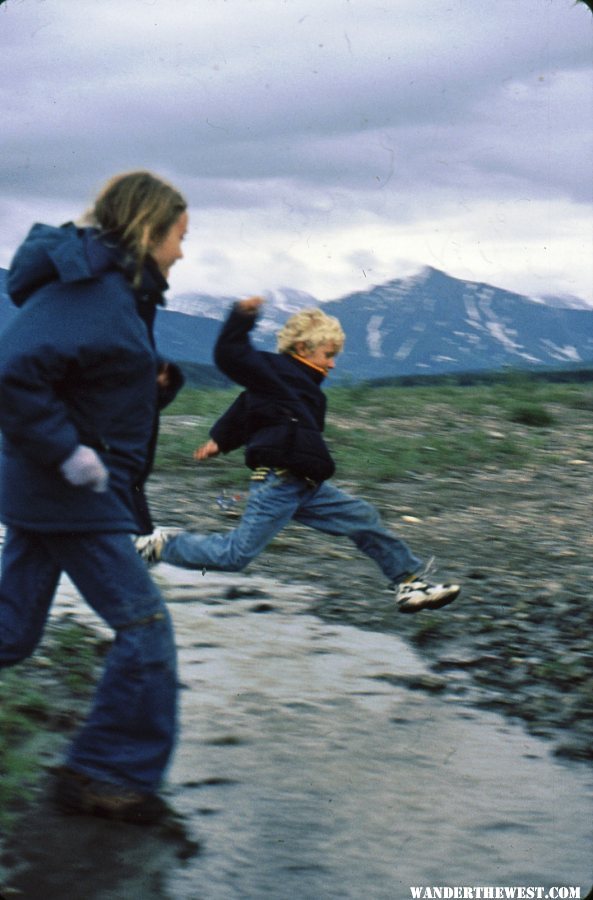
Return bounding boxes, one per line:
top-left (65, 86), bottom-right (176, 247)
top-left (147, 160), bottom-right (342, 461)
top-left (2, 450), bottom-right (592, 897)
top-left (145, 453), bottom-right (593, 764)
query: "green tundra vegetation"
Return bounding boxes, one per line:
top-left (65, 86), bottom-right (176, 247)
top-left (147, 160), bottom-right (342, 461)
top-left (0, 619), bottom-right (101, 827)
top-left (154, 372), bottom-right (592, 485)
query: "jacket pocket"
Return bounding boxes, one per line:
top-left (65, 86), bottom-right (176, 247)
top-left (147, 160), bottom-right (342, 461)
top-left (246, 419), bottom-right (335, 482)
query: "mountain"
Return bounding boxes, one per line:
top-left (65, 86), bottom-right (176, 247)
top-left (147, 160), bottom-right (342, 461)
top-left (318, 267), bottom-right (593, 380)
top-left (159, 267), bottom-right (593, 380)
top-left (2, 265), bottom-right (593, 381)
top-left (167, 287), bottom-right (318, 337)
top-left (535, 293), bottom-right (593, 311)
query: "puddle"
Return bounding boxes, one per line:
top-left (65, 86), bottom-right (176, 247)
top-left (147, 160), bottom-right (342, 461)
top-left (49, 565), bottom-right (593, 898)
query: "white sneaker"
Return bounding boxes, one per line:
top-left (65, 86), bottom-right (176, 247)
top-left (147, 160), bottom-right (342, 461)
top-left (133, 529), bottom-right (174, 565)
top-left (391, 558), bottom-right (460, 613)
top-left (395, 578), bottom-right (460, 614)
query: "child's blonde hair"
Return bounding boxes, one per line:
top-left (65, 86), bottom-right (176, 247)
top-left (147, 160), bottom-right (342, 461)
top-left (276, 308), bottom-right (345, 354)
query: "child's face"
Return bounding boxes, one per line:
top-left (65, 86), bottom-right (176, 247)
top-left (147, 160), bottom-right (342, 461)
top-left (297, 341), bottom-right (339, 375)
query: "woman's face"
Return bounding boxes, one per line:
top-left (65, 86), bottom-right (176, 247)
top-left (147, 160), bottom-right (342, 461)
top-left (150, 210), bottom-right (188, 278)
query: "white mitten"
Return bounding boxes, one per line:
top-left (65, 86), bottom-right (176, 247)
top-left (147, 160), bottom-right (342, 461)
top-left (60, 445), bottom-right (109, 493)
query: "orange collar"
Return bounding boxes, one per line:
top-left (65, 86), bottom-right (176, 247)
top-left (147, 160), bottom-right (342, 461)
top-left (290, 353), bottom-right (327, 375)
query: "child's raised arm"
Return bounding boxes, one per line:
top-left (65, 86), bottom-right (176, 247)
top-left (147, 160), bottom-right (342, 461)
top-left (214, 298), bottom-right (291, 399)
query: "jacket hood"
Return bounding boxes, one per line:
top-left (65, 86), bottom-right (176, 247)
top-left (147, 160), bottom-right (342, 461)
top-left (6, 223), bottom-right (168, 308)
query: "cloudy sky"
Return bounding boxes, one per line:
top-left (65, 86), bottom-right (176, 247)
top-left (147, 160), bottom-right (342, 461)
top-left (1, 0), bottom-right (592, 303)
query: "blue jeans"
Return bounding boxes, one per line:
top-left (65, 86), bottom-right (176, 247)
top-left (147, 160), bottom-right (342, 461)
top-left (0, 528), bottom-right (178, 794)
top-left (163, 471), bottom-right (421, 583)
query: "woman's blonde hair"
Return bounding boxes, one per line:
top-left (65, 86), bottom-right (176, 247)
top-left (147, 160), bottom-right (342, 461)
top-left (276, 308), bottom-right (345, 354)
top-left (84, 170), bottom-right (187, 283)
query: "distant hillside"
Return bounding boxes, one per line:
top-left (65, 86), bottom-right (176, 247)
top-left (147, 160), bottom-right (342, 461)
top-left (2, 265), bottom-right (593, 383)
top-left (318, 267), bottom-right (593, 379)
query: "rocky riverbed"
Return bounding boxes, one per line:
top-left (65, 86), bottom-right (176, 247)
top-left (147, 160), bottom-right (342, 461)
top-left (2, 557), bottom-right (592, 898)
top-left (1, 454), bottom-right (593, 897)
top-left (144, 457), bottom-right (593, 765)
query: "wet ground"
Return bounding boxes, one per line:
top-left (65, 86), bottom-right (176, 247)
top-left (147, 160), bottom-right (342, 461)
top-left (1, 565), bottom-right (592, 898)
top-left (2, 455), bottom-right (593, 897)
top-left (147, 463), bottom-right (593, 763)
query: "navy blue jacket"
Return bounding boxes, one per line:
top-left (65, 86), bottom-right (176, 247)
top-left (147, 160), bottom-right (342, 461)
top-left (0, 223), bottom-right (182, 533)
top-left (211, 305), bottom-right (335, 482)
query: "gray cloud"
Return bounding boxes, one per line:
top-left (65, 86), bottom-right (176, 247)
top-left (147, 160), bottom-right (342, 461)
top-left (0, 0), bottom-right (591, 301)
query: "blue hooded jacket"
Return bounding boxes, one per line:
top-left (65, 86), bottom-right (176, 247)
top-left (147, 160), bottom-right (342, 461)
top-left (0, 222), bottom-right (178, 533)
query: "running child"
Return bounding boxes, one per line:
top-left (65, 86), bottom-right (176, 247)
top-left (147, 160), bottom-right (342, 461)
top-left (136, 297), bottom-right (460, 613)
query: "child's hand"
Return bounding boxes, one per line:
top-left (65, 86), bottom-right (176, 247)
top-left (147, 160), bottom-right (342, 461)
top-left (194, 439), bottom-right (220, 461)
top-left (237, 296), bottom-right (264, 315)
top-left (156, 362), bottom-right (172, 388)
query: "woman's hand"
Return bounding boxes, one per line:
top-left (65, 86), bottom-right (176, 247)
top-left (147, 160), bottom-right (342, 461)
top-left (157, 362), bottom-right (172, 389)
top-left (60, 445), bottom-right (109, 492)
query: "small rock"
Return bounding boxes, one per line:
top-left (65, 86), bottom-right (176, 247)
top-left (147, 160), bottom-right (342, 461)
top-left (224, 586), bottom-right (268, 601)
top-left (433, 654), bottom-right (497, 671)
top-left (372, 673), bottom-right (447, 693)
top-left (554, 741), bottom-right (593, 761)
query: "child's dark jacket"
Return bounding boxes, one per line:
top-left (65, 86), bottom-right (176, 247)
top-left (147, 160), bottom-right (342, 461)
top-left (211, 305), bottom-right (335, 482)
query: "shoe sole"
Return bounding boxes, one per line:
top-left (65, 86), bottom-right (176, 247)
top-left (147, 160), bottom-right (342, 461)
top-left (398, 586), bottom-right (460, 614)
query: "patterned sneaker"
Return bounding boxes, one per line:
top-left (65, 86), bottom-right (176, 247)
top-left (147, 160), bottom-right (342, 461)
top-left (396, 579), bottom-right (460, 613)
top-left (134, 528), bottom-right (173, 565)
top-left (391, 558), bottom-right (460, 614)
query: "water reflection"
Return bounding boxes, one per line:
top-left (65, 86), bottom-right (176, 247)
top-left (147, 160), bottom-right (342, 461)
top-left (52, 566), bottom-right (593, 898)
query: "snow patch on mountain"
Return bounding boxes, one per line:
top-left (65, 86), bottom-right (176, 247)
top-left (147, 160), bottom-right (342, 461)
top-left (366, 315), bottom-right (384, 357)
top-left (168, 287), bottom-right (318, 330)
top-left (534, 294), bottom-right (593, 311)
top-left (540, 341), bottom-right (581, 363)
top-left (394, 336), bottom-right (418, 361)
top-left (167, 293), bottom-right (230, 320)
top-left (485, 321), bottom-right (522, 354)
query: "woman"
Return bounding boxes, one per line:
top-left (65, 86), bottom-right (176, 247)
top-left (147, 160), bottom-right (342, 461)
top-left (0, 171), bottom-right (188, 823)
